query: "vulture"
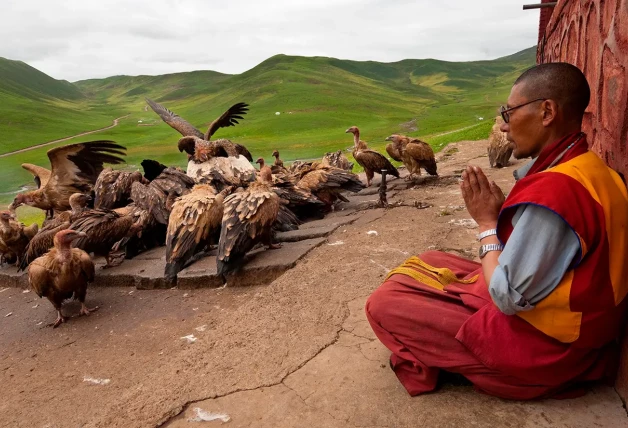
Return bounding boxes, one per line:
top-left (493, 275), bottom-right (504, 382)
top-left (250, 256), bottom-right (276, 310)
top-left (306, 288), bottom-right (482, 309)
top-left (141, 159), bottom-right (168, 182)
top-left (0, 238), bottom-right (17, 266)
top-left (178, 136), bottom-right (253, 163)
top-left (272, 150), bottom-right (284, 168)
top-left (130, 167), bottom-right (195, 225)
top-left (10, 141), bottom-right (126, 218)
top-left (488, 116), bottom-right (513, 168)
top-left (385, 134), bottom-right (437, 179)
top-left (0, 210), bottom-right (37, 266)
top-left (145, 98), bottom-right (253, 161)
top-left (255, 158), bottom-right (324, 213)
top-left (28, 229), bottom-right (96, 328)
top-left (94, 168), bottom-right (147, 209)
top-left (322, 150), bottom-right (354, 171)
top-left (217, 165), bottom-right (283, 284)
top-left (345, 126), bottom-right (399, 187)
top-left (165, 185), bottom-right (232, 282)
top-left (70, 207), bottom-right (145, 267)
top-left (19, 193), bottom-right (92, 271)
top-left (385, 140), bottom-right (404, 162)
top-left (295, 163), bottom-right (365, 210)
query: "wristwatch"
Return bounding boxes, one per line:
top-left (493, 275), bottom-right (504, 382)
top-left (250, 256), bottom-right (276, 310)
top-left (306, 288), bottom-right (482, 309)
top-left (477, 228), bottom-right (497, 241)
top-left (479, 243), bottom-right (504, 259)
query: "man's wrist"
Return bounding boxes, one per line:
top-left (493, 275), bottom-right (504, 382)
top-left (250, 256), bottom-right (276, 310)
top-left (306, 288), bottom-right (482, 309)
top-left (478, 222), bottom-right (498, 233)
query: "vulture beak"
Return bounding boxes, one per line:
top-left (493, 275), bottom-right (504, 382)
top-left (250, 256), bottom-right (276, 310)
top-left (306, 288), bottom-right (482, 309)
top-left (86, 195), bottom-right (93, 201)
top-left (385, 136), bottom-right (392, 141)
top-left (76, 231), bottom-right (88, 238)
top-left (345, 128), bottom-right (351, 133)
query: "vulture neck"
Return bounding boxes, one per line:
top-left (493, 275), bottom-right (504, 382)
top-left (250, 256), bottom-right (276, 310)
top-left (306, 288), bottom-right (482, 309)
top-left (352, 131), bottom-right (360, 147)
top-left (55, 243), bottom-right (73, 261)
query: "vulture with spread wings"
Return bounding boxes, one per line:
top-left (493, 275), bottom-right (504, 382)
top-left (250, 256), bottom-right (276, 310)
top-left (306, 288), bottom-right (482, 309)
top-left (10, 141), bottom-right (126, 217)
top-left (145, 98), bottom-right (252, 161)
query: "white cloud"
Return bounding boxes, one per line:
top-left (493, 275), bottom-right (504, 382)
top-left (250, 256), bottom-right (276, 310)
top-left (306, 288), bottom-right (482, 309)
top-left (0, 0), bottom-right (539, 81)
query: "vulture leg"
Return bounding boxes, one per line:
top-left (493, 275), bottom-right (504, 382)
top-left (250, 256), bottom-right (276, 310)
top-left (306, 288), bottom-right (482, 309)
top-left (75, 287), bottom-right (98, 316)
top-left (263, 231), bottom-right (282, 250)
top-left (52, 311), bottom-right (67, 329)
top-left (365, 169), bottom-right (374, 187)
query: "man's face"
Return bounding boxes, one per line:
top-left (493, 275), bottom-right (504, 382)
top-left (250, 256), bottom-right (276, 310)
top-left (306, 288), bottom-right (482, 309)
top-left (499, 83), bottom-right (546, 159)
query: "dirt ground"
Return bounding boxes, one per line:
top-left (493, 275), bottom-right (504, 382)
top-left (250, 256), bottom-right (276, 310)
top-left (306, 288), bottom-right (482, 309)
top-left (1, 139), bottom-right (627, 428)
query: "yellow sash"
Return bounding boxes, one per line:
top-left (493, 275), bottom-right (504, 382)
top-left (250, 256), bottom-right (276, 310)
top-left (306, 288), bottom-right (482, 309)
top-left (385, 256), bottom-right (479, 290)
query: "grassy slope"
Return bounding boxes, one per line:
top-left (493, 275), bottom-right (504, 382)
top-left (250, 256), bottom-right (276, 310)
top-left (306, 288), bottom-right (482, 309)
top-left (0, 47), bottom-right (536, 224)
top-left (0, 58), bottom-right (123, 154)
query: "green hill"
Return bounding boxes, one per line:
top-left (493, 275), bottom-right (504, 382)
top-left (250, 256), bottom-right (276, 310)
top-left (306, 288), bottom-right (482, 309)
top-left (0, 46), bottom-right (536, 224)
top-left (0, 57), bottom-right (125, 154)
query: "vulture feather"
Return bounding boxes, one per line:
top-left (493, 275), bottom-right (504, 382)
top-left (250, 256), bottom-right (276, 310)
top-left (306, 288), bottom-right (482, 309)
top-left (10, 140), bottom-right (126, 216)
top-left (141, 159), bottom-right (168, 182)
top-left (28, 230), bottom-right (96, 328)
top-left (386, 134), bottom-right (437, 179)
top-left (145, 98), bottom-right (250, 153)
top-left (0, 210), bottom-right (36, 266)
top-left (345, 126), bottom-right (399, 187)
top-left (165, 185), bottom-right (231, 282)
top-left (322, 150), bottom-right (354, 171)
top-left (19, 193), bottom-right (93, 271)
top-left (217, 166), bottom-right (282, 284)
top-left (94, 168), bottom-right (146, 209)
top-left (296, 164), bottom-right (365, 209)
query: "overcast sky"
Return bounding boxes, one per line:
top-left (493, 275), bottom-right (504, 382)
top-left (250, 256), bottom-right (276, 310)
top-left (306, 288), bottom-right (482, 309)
top-left (1, 0), bottom-right (539, 82)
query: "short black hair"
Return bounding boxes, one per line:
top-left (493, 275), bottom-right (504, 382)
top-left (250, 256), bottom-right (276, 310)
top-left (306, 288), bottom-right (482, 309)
top-left (514, 62), bottom-right (591, 120)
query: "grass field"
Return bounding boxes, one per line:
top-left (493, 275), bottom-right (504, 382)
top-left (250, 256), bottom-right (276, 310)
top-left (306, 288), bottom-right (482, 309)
top-left (0, 47), bottom-right (535, 224)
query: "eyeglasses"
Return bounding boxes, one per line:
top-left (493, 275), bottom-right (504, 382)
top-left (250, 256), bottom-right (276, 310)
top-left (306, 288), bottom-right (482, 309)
top-left (500, 98), bottom-right (547, 123)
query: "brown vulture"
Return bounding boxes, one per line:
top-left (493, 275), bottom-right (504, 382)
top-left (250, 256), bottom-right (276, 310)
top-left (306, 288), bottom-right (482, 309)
top-left (488, 116), bottom-right (513, 168)
top-left (295, 163), bottom-right (365, 210)
top-left (165, 185), bottom-right (231, 282)
top-left (0, 210), bottom-right (37, 266)
top-left (145, 98), bottom-right (253, 161)
top-left (28, 229), bottom-right (96, 328)
top-left (217, 165), bottom-right (283, 284)
top-left (386, 134), bottom-right (437, 179)
top-left (94, 168), bottom-right (147, 209)
top-left (10, 141), bottom-right (126, 218)
top-left (322, 150), bottom-right (354, 171)
top-left (345, 126), bottom-right (399, 186)
top-left (19, 193), bottom-right (92, 271)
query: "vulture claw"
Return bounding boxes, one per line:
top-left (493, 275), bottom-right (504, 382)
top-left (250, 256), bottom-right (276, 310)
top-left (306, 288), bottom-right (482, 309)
top-left (268, 243), bottom-right (282, 250)
top-left (51, 313), bottom-right (67, 328)
top-left (80, 304), bottom-right (99, 317)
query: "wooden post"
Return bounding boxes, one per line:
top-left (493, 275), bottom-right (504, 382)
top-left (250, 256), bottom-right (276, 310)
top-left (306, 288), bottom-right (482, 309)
top-left (378, 170), bottom-right (388, 208)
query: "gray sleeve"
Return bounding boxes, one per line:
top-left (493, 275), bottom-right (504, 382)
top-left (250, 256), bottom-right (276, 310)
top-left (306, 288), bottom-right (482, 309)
top-left (488, 204), bottom-right (582, 315)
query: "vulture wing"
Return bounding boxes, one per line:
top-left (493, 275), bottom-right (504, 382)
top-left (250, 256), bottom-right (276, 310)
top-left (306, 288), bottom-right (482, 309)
top-left (145, 98), bottom-right (204, 139)
top-left (204, 102), bottom-right (249, 140)
top-left (70, 209), bottom-right (133, 255)
top-left (405, 141), bottom-right (437, 175)
top-left (165, 188), bottom-right (224, 279)
top-left (43, 141), bottom-right (126, 206)
top-left (21, 164), bottom-right (51, 189)
top-left (217, 184), bottom-right (280, 274)
top-left (94, 169), bottom-right (143, 209)
top-left (354, 150), bottom-right (400, 178)
top-left (19, 222), bottom-right (70, 272)
top-left (385, 143), bottom-right (403, 162)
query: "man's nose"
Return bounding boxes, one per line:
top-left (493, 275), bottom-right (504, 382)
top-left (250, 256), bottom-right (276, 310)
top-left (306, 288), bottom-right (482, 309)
top-left (499, 122), bottom-right (509, 133)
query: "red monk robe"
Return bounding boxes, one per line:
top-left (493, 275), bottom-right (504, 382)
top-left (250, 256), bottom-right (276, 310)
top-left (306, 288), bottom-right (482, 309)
top-left (366, 133), bottom-right (628, 400)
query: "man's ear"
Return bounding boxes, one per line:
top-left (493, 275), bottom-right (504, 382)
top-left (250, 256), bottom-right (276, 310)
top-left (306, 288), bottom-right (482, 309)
top-left (541, 99), bottom-right (558, 126)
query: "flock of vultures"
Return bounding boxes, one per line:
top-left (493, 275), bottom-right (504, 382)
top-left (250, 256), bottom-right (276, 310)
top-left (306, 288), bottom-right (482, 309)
top-left (0, 98), bottom-right (510, 329)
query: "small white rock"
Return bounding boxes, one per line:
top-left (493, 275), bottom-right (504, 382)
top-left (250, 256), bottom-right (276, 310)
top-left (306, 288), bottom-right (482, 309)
top-left (181, 334), bottom-right (197, 343)
top-left (366, 230), bottom-right (378, 236)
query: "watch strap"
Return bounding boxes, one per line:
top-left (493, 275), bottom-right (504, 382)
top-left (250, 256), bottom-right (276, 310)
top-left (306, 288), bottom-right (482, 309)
top-left (477, 228), bottom-right (497, 241)
top-left (479, 243), bottom-right (504, 259)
